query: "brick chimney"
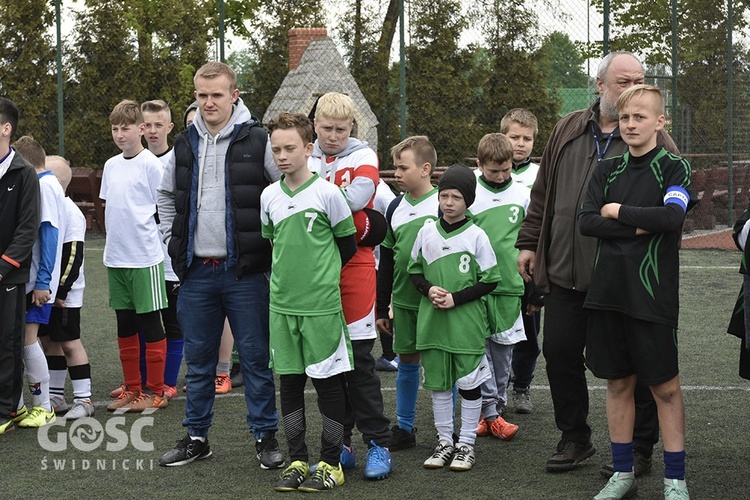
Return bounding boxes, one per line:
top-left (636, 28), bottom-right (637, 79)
top-left (288, 27), bottom-right (328, 70)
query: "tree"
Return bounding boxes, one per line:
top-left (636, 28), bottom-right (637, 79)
top-left (473, 0), bottom-right (560, 152)
top-left (0, 0), bottom-right (57, 151)
top-left (241, 0), bottom-right (324, 118)
top-left (540, 31), bottom-right (589, 88)
top-left (590, 0), bottom-right (750, 154)
top-left (65, 0), bottom-right (212, 167)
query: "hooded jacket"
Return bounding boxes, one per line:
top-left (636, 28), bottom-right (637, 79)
top-left (158, 98), bottom-right (278, 280)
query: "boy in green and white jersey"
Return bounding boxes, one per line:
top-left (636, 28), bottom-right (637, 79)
top-left (408, 164), bottom-right (501, 472)
top-left (261, 112), bottom-right (358, 493)
top-left (376, 136), bottom-right (439, 450)
top-left (470, 133), bottom-right (527, 440)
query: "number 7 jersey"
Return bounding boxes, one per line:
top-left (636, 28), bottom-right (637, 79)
top-left (260, 174), bottom-right (356, 316)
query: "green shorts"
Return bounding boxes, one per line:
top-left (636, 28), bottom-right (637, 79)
top-left (269, 311), bottom-right (353, 378)
top-left (392, 306), bottom-right (418, 354)
top-left (107, 264), bottom-right (168, 314)
top-left (421, 349), bottom-right (491, 391)
top-left (485, 294), bottom-right (522, 335)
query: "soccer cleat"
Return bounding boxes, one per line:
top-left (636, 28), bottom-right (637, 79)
top-left (375, 356), bottom-right (398, 372)
top-left (64, 399), bottom-right (95, 419)
top-left (50, 395), bottom-right (68, 414)
top-left (109, 383), bottom-right (127, 398)
top-left (256, 433), bottom-right (285, 469)
top-left (424, 441), bottom-right (455, 469)
top-left (0, 417), bottom-right (14, 435)
top-left (298, 461), bottom-right (345, 492)
top-left (476, 416), bottom-right (490, 436)
top-left (389, 424), bottom-right (417, 451)
top-left (17, 406), bottom-right (56, 428)
top-left (489, 416), bottom-right (519, 441)
top-left (215, 373), bottom-right (231, 394)
top-left (229, 363), bottom-right (244, 388)
top-left (11, 405), bottom-right (28, 423)
top-left (274, 460), bottom-right (310, 492)
top-left (512, 388), bottom-right (533, 414)
top-left (593, 471), bottom-right (637, 499)
top-left (450, 443), bottom-right (476, 471)
top-left (364, 441), bottom-right (392, 480)
top-left (663, 478), bottom-right (690, 500)
top-left (340, 444), bottom-right (356, 469)
top-left (159, 435), bottom-right (213, 467)
top-left (120, 391), bottom-right (168, 412)
top-left (106, 390), bottom-right (137, 411)
top-left (163, 385), bottom-right (178, 400)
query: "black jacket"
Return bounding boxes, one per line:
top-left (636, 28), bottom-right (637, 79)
top-left (0, 151), bottom-right (40, 284)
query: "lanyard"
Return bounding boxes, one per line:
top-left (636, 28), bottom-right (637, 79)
top-left (591, 122), bottom-right (615, 161)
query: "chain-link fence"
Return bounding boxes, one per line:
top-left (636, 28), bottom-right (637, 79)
top-left (6, 1), bottom-right (747, 248)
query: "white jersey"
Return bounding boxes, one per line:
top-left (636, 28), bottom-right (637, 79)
top-left (373, 179), bottom-right (396, 269)
top-left (511, 162), bottom-right (540, 188)
top-left (155, 149), bottom-right (178, 281)
top-left (60, 197), bottom-right (86, 308)
top-left (100, 149), bottom-right (164, 268)
top-left (27, 171), bottom-right (66, 302)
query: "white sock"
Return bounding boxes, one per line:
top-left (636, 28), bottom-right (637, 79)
top-left (23, 343), bottom-right (51, 411)
top-left (17, 392), bottom-right (24, 411)
top-left (49, 368), bottom-right (67, 399)
top-left (431, 390), bottom-right (454, 444)
top-left (459, 396), bottom-right (482, 446)
top-left (72, 378), bottom-right (92, 401)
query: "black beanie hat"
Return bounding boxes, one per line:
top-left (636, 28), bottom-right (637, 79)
top-left (439, 163), bottom-right (476, 207)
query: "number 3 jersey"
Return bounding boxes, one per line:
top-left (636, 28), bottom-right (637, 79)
top-left (408, 219), bottom-right (502, 354)
top-left (260, 174), bottom-right (356, 316)
top-left (469, 177), bottom-right (530, 297)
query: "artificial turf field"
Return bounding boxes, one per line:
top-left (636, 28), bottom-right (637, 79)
top-left (3, 240), bottom-right (748, 499)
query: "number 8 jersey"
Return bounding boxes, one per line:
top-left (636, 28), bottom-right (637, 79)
top-left (407, 219), bottom-right (502, 354)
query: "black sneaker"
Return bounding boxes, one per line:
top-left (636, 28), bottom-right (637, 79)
top-left (545, 438), bottom-right (596, 472)
top-left (229, 362), bottom-right (243, 388)
top-left (388, 424), bottom-right (417, 451)
top-left (159, 435), bottom-right (212, 467)
top-left (274, 460), bottom-right (310, 491)
top-left (256, 433), bottom-right (285, 469)
top-left (600, 448), bottom-right (653, 478)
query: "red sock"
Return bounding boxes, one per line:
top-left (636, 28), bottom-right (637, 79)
top-left (145, 339), bottom-right (166, 396)
top-left (118, 335), bottom-right (142, 393)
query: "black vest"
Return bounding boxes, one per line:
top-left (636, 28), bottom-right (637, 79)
top-left (169, 123), bottom-right (272, 280)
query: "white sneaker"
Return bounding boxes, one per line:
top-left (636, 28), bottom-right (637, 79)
top-left (449, 443), bottom-right (476, 471)
top-left (424, 441), bottom-right (454, 469)
top-left (50, 395), bottom-right (68, 414)
top-left (64, 399), bottom-right (95, 419)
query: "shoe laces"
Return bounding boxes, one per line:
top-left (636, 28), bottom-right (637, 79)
top-left (453, 444), bottom-right (473, 461)
top-left (116, 390), bottom-right (134, 400)
top-left (129, 392), bottom-right (150, 404)
top-left (282, 461), bottom-right (308, 479)
top-left (258, 435), bottom-right (279, 452)
top-left (28, 406), bottom-right (49, 419)
top-left (366, 442), bottom-right (390, 463)
top-left (309, 462), bottom-right (336, 486)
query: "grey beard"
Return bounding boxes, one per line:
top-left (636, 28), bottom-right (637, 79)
top-left (600, 96), bottom-right (619, 122)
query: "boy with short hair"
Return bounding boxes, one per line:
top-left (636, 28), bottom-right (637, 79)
top-left (409, 164), bottom-right (501, 471)
top-left (376, 135), bottom-right (439, 448)
top-left (471, 133), bottom-right (525, 440)
top-left (500, 108), bottom-right (544, 414)
top-left (0, 98), bottom-right (40, 434)
top-left (578, 85), bottom-right (695, 500)
top-left (501, 108), bottom-right (540, 188)
top-left (39, 155), bottom-right (94, 419)
top-left (141, 99), bottom-right (182, 400)
top-left (13, 135), bottom-right (65, 428)
top-left (101, 99), bottom-right (168, 412)
top-left (262, 112), bottom-right (357, 492)
top-left (309, 92), bottom-right (392, 479)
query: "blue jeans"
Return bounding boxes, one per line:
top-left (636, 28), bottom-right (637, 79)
top-left (178, 259), bottom-right (278, 439)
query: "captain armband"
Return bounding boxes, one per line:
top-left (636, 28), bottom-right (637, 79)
top-left (663, 186), bottom-right (689, 213)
